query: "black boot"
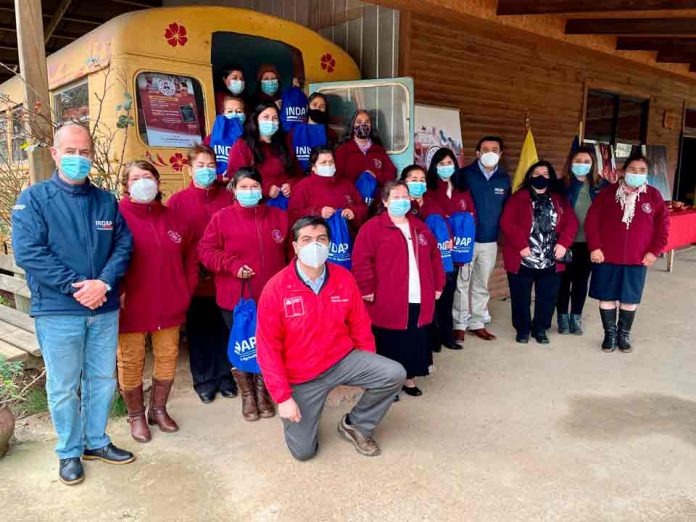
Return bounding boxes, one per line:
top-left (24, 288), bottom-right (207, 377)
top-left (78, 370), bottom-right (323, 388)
top-left (557, 313), bottom-right (570, 334)
top-left (617, 309), bottom-right (636, 353)
top-left (569, 314), bottom-right (584, 335)
top-left (600, 308), bottom-right (617, 352)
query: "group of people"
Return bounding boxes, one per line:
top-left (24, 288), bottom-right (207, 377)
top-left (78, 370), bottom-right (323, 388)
top-left (11, 81), bottom-right (669, 484)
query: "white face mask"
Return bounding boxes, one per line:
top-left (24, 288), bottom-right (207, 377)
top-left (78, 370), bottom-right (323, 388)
top-left (315, 164), bottom-right (336, 177)
top-left (480, 152), bottom-right (500, 168)
top-left (296, 241), bottom-right (329, 268)
top-left (129, 178), bottom-right (158, 203)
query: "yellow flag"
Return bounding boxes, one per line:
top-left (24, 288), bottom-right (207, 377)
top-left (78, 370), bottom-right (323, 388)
top-left (512, 129), bottom-right (539, 192)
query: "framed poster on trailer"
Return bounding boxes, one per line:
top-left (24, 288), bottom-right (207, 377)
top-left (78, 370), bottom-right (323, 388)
top-left (414, 104), bottom-right (465, 169)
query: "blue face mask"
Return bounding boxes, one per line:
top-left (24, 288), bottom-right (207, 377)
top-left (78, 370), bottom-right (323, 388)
top-left (261, 79), bottom-right (279, 96)
top-left (194, 167), bottom-right (216, 188)
top-left (625, 173), bottom-right (647, 189)
top-left (236, 189), bottom-right (263, 207)
top-left (60, 154), bottom-right (92, 181)
top-left (259, 120), bottom-right (279, 137)
top-left (437, 164), bottom-right (455, 180)
top-left (407, 181), bottom-right (427, 198)
top-left (388, 199), bottom-right (411, 217)
top-left (571, 163), bottom-right (591, 178)
top-left (224, 112), bottom-right (246, 124)
top-left (227, 79), bottom-right (245, 95)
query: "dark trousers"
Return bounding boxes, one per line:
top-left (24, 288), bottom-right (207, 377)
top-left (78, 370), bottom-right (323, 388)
top-left (507, 266), bottom-right (561, 336)
top-left (557, 242), bottom-right (592, 315)
top-left (186, 296), bottom-right (233, 394)
top-left (431, 271), bottom-right (457, 347)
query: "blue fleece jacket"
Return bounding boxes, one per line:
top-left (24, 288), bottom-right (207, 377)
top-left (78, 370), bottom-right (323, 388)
top-left (11, 173), bottom-right (132, 317)
top-left (456, 162), bottom-right (511, 243)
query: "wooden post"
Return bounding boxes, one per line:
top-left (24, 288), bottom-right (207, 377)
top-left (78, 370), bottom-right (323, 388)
top-left (14, 0), bottom-right (54, 184)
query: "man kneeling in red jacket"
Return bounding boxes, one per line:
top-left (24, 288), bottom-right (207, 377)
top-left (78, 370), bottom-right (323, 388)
top-left (256, 216), bottom-right (406, 460)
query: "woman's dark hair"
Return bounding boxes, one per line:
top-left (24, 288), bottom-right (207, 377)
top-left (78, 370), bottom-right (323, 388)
top-left (427, 147), bottom-right (460, 191)
top-left (399, 164), bottom-right (426, 182)
top-left (308, 145), bottom-right (334, 167)
top-left (187, 143), bottom-right (216, 165)
top-left (244, 102), bottom-right (293, 172)
top-left (564, 145), bottom-right (599, 187)
top-left (622, 153), bottom-right (649, 172)
top-left (291, 215), bottom-right (331, 242)
top-left (340, 109), bottom-right (383, 146)
top-left (221, 63), bottom-right (244, 81)
top-left (380, 180), bottom-right (409, 202)
top-left (521, 160), bottom-right (563, 194)
top-left (229, 166), bottom-right (263, 190)
top-left (308, 92), bottom-right (328, 110)
top-left (123, 160), bottom-right (163, 202)
top-left (476, 136), bottom-right (504, 152)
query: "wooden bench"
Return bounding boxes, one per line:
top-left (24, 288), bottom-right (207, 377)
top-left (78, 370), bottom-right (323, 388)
top-left (0, 254), bottom-right (40, 365)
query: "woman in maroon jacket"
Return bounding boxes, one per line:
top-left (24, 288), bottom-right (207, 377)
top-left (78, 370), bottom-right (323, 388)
top-left (288, 146), bottom-right (368, 226)
top-left (118, 161), bottom-right (198, 443)
top-left (335, 110), bottom-right (397, 186)
top-left (585, 154), bottom-right (669, 353)
top-left (198, 167), bottom-right (289, 421)
top-left (500, 160), bottom-right (578, 345)
top-left (352, 181), bottom-right (446, 397)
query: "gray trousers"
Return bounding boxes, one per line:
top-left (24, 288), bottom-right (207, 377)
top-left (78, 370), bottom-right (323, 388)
top-left (453, 241), bottom-right (498, 330)
top-left (283, 349), bottom-right (406, 461)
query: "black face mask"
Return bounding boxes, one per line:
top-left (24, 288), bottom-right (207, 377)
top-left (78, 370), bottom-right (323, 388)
top-left (530, 176), bottom-right (550, 190)
top-left (308, 109), bottom-right (328, 125)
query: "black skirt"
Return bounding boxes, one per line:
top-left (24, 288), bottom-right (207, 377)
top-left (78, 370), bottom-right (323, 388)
top-left (589, 263), bottom-right (648, 304)
top-left (373, 303), bottom-right (431, 378)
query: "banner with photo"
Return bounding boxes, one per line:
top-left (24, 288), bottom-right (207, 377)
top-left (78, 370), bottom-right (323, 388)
top-left (414, 104), bottom-right (465, 169)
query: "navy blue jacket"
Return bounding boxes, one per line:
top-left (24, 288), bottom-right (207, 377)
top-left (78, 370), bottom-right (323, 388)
top-left (565, 176), bottom-right (607, 206)
top-left (12, 173), bottom-right (133, 317)
top-left (456, 162), bottom-right (511, 243)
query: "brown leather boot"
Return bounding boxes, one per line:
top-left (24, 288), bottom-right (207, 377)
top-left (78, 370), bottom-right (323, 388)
top-left (231, 369), bottom-right (259, 422)
top-left (122, 386), bottom-right (151, 443)
top-left (255, 374), bottom-right (275, 418)
top-left (147, 379), bottom-right (179, 432)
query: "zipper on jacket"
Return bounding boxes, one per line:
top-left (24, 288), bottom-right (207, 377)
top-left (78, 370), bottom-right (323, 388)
top-left (255, 207), bottom-right (265, 278)
top-left (149, 209), bottom-right (165, 330)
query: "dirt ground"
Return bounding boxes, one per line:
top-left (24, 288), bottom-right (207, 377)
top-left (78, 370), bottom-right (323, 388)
top-left (2, 250), bottom-right (696, 522)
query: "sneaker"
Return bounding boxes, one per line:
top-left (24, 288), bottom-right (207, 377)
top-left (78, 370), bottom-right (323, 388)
top-left (337, 414), bottom-right (381, 457)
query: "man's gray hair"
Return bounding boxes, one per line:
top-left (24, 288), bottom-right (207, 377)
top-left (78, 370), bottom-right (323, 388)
top-left (53, 121), bottom-right (93, 149)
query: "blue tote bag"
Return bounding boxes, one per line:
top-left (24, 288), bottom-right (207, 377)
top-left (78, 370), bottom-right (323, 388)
top-left (292, 123), bottom-right (328, 172)
top-left (209, 114), bottom-right (244, 175)
top-left (227, 280), bottom-right (260, 374)
top-left (425, 214), bottom-right (454, 273)
top-left (355, 171), bottom-right (378, 206)
top-left (280, 86), bottom-right (308, 132)
top-left (326, 211), bottom-right (352, 269)
top-left (266, 193), bottom-right (289, 211)
top-left (448, 211), bottom-right (476, 265)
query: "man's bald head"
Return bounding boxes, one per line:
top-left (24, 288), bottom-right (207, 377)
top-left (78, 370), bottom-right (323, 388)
top-left (53, 122), bottom-right (93, 151)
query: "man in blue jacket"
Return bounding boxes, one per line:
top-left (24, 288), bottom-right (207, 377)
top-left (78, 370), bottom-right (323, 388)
top-left (12, 123), bottom-right (134, 486)
top-left (452, 136), bottom-right (511, 343)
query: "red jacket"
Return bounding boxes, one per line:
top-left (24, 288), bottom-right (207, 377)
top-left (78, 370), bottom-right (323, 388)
top-left (335, 140), bottom-right (397, 186)
top-left (500, 190), bottom-right (579, 274)
top-left (118, 198), bottom-right (198, 333)
top-left (226, 139), bottom-right (294, 197)
top-left (287, 173), bottom-right (369, 226)
top-left (426, 180), bottom-right (477, 219)
top-left (352, 213), bottom-right (446, 330)
top-left (256, 262), bottom-right (375, 403)
top-left (198, 202), bottom-right (289, 311)
top-left (167, 181), bottom-right (235, 296)
top-left (585, 183), bottom-right (669, 265)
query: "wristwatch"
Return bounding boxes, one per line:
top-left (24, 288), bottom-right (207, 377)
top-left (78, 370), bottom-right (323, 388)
top-left (101, 280), bottom-right (112, 292)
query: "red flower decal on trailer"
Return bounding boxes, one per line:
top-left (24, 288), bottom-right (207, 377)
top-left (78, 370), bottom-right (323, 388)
top-left (164, 23), bottom-right (188, 47)
top-left (169, 152), bottom-right (189, 171)
top-left (320, 53), bottom-right (336, 73)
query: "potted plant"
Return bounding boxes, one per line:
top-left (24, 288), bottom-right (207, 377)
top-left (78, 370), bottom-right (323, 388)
top-left (0, 357), bottom-right (23, 457)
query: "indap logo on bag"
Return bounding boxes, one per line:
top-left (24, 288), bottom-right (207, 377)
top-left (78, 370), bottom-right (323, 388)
top-left (437, 240), bottom-right (449, 252)
top-left (235, 335), bottom-right (257, 362)
top-left (95, 220), bottom-right (113, 231)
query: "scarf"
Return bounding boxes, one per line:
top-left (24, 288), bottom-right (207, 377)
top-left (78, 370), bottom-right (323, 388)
top-left (615, 181), bottom-right (647, 229)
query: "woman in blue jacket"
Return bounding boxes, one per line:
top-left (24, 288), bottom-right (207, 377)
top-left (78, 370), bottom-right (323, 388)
top-left (556, 146), bottom-right (606, 335)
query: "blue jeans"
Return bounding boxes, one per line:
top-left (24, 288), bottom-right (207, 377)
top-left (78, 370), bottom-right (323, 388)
top-left (35, 311), bottom-right (119, 459)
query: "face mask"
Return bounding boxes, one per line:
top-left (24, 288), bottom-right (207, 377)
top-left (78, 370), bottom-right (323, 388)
top-left (194, 167), bottom-right (216, 188)
top-left (224, 112), bottom-right (246, 124)
top-left (407, 181), bottom-right (427, 198)
top-left (315, 165), bottom-right (335, 177)
top-left (227, 79), bottom-right (244, 95)
top-left (297, 241), bottom-right (329, 269)
top-left (259, 120), bottom-right (279, 137)
top-left (625, 173), bottom-right (647, 189)
top-left (60, 154), bottom-right (92, 181)
top-left (437, 164), bottom-right (455, 180)
top-left (480, 152), bottom-right (500, 168)
top-left (354, 123), bottom-right (371, 140)
top-left (236, 188), bottom-right (262, 207)
top-left (571, 163), bottom-right (591, 178)
top-left (129, 178), bottom-right (158, 204)
top-left (388, 199), bottom-right (411, 217)
top-left (530, 176), bottom-right (550, 190)
top-left (308, 109), bottom-right (327, 125)
top-left (261, 79), bottom-right (279, 96)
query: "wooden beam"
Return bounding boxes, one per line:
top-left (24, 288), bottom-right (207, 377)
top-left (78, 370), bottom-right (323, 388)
top-left (498, 0), bottom-right (696, 15)
top-left (106, 0), bottom-right (160, 7)
top-left (0, 7), bottom-right (102, 25)
top-left (616, 36), bottom-right (696, 51)
top-left (656, 50), bottom-right (696, 63)
top-left (44, 0), bottom-right (73, 44)
top-left (0, 23), bottom-right (79, 40)
top-left (690, 64), bottom-right (696, 72)
top-left (14, 0), bottom-right (54, 184)
top-left (566, 18), bottom-right (696, 36)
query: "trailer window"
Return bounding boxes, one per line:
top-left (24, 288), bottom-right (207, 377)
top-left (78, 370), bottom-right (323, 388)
top-left (53, 80), bottom-right (89, 123)
top-left (135, 72), bottom-right (206, 148)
